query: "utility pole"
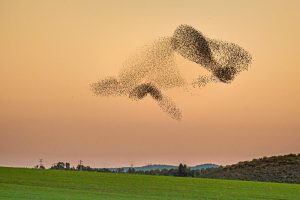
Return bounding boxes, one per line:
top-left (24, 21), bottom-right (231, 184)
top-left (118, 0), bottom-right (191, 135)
top-left (79, 160), bottom-right (83, 171)
top-left (39, 159), bottom-right (43, 168)
top-left (37, 158), bottom-right (45, 169)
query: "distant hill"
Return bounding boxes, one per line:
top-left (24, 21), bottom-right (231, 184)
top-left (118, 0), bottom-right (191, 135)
top-left (191, 164), bottom-right (219, 170)
top-left (134, 165), bottom-right (176, 171)
top-left (200, 154), bottom-right (300, 184)
top-left (109, 163), bottom-right (219, 172)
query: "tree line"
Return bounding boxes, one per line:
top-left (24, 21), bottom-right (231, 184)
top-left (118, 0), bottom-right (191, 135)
top-left (34, 153), bottom-right (300, 183)
top-left (35, 162), bottom-right (217, 178)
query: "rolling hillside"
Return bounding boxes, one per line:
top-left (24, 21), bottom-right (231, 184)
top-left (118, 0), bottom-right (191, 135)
top-left (0, 167), bottom-right (299, 200)
top-left (200, 154), bottom-right (300, 183)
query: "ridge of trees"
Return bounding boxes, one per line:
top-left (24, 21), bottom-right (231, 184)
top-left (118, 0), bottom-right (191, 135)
top-left (38, 153), bottom-right (300, 183)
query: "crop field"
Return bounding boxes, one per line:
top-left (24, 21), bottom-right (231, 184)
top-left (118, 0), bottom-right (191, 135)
top-left (0, 167), bottom-right (299, 200)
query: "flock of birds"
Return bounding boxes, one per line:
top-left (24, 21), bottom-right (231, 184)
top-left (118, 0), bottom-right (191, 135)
top-left (91, 25), bottom-right (252, 120)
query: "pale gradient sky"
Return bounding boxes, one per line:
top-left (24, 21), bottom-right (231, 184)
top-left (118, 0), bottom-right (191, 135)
top-left (0, 0), bottom-right (300, 168)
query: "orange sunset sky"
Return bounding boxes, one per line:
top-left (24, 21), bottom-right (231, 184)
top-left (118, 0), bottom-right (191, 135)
top-left (0, 0), bottom-right (300, 168)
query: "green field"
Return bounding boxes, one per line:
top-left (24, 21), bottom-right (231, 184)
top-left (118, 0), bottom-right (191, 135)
top-left (0, 167), bottom-right (299, 200)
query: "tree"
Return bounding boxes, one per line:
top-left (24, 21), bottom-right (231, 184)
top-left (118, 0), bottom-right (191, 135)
top-left (65, 162), bottom-right (70, 170)
top-left (177, 163), bottom-right (189, 177)
top-left (39, 165), bottom-right (45, 169)
top-left (127, 167), bottom-right (135, 174)
top-left (57, 162), bottom-right (65, 169)
top-left (76, 164), bottom-right (82, 171)
top-left (51, 162), bottom-right (65, 170)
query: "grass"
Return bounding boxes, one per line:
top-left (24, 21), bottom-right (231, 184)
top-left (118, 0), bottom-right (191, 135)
top-left (0, 167), bottom-right (299, 200)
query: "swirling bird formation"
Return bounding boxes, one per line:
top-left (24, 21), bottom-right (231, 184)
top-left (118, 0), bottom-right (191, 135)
top-left (91, 25), bottom-right (252, 120)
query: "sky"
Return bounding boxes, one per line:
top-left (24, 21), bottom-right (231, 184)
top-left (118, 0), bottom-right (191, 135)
top-left (0, 0), bottom-right (300, 168)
